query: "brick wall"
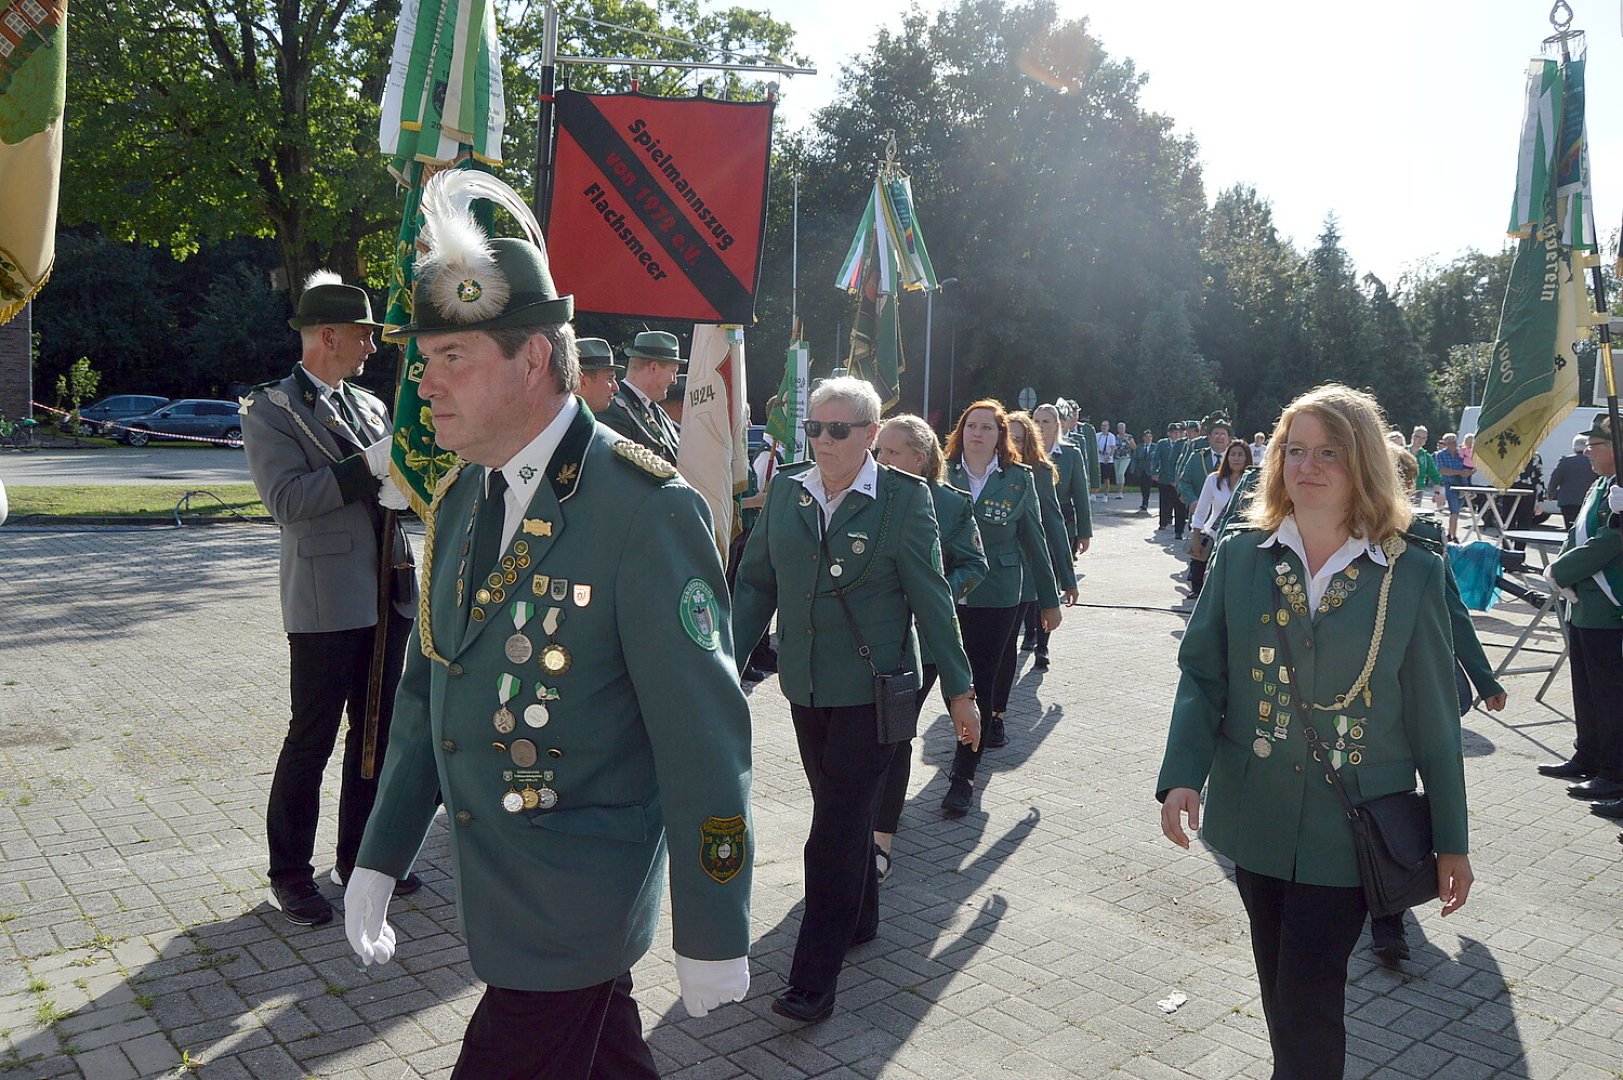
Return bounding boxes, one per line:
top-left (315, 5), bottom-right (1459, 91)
top-left (0, 304), bottom-right (33, 419)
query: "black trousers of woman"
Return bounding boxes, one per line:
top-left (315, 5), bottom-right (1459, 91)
top-left (1021, 600), bottom-right (1050, 658)
top-left (994, 600), bottom-right (1037, 713)
top-left (1233, 867), bottom-right (1368, 1080)
top-left (1188, 554), bottom-right (1208, 596)
top-left (875, 666), bottom-right (941, 835)
top-left (787, 702), bottom-right (898, 995)
top-left (950, 604), bottom-right (1023, 784)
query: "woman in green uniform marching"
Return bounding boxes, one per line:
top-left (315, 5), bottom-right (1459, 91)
top-left (871, 414), bottom-right (988, 881)
top-left (1004, 411), bottom-right (1078, 680)
top-left (941, 400), bottom-right (1071, 817)
top-left (1156, 384), bottom-right (1473, 1080)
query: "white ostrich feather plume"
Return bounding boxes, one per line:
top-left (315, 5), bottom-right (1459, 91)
top-left (303, 269), bottom-right (344, 291)
top-left (416, 170), bottom-right (552, 324)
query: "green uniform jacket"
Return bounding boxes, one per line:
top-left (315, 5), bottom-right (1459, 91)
top-left (947, 460), bottom-right (1062, 610)
top-left (1551, 476), bottom-right (1623, 629)
top-left (598, 383), bottom-right (680, 464)
top-left (1156, 529), bottom-right (1468, 887)
top-left (1072, 423), bottom-right (1100, 486)
top-left (1028, 462), bottom-right (1078, 599)
top-left (1211, 468), bottom-right (1260, 537)
top-left (1176, 434), bottom-right (1209, 482)
top-left (733, 461), bottom-right (974, 706)
top-left (1176, 443), bottom-right (1221, 507)
top-left (1050, 441), bottom-right (1093, 542)
top-left (920, 481), bottom-right (988, 668)
top-left (1408, 515), bottom-right (1506, 700)
top-left (357, 407), bottom-right (752, 991)
top-left (1154, 437), bottom-right (1186, 485)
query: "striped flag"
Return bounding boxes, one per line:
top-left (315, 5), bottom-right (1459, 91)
top-left (836, 172), bottom-right (938, 410)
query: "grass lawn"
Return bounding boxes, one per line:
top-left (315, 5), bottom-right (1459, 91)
top-left (4, 484), bottom-right (267, 521)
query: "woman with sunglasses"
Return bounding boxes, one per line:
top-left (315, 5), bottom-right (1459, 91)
top-left (733, 378), bottom-right (979, 1024)
top-left (871, 414), bottom-right (988, 883)
top-left (1157, 384), bottom-right (1471, 1080)
top-left (940, 400), bottom-right (1070, 816)
top-left (1005, 412), bottom-right (1078, 679)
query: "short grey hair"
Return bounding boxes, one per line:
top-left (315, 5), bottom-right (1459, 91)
top-left (1574, 434), bottom-right (1590, 452)
top-left (483, 323), bottom-right (580, 396)
top-left (809, 376), bottom-right (882, 425)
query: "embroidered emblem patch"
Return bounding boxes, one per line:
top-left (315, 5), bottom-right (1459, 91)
top-left (457, 278), bottom-right (483, 303)
top-left (700, 815), bottom-right (748, 883)
top-left (679, 578), bottom-right (721, 650)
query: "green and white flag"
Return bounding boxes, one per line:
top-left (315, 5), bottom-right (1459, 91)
top-left (380, 0), bottom-right (505, 172)
top-left (764, 340), bottom-right (809, 463)
top-left (836, 170), bottom-right (937, 410)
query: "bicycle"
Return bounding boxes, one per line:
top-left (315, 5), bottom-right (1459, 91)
top-left (0, 414), bottom-right (41, 452)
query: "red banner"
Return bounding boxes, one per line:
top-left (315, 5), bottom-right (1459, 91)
top-left (544, 90), bottom-right (774, 324)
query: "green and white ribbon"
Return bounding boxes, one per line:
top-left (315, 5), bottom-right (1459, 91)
top-left (497, 673), bottom-right (522, 705)
top-left (542, 606), bottom-right (562, 636)
top-left (511, 600), bottom-right (534, 631)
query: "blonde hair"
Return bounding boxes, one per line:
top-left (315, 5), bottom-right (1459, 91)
top-left (1245, 383), bottom-right (1412, 542)
top-left (1009, 411), bottom-right (1058, 483)
top-left (878, 414), bottom-right (946, 483)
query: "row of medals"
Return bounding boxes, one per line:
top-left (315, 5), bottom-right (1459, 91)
top-left (1256, 561), bottom-right (1365, 762)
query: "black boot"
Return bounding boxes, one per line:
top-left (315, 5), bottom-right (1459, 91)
top-left (941, 776), bottom-right (974, 817)
top-left (983, 714), bottom-right (1008, 749)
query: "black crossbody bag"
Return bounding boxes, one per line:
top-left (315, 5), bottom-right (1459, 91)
top-left (1272, 585), bottom-right (1439, 920)
top-left (818, 508), bottom-right (917, 745)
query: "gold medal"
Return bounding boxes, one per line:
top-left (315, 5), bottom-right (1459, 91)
top-left (491, 587), bottom-right (506, 604)
top-left (505, 634), bottom-right (533, 664)
top-left (487, 572), bottom-right (503, 588)
top-left (521, 786), bottom-right (540, 810)
top-left (476, 588), bottom-right (492, 605)
top-left (1253, 738), bottom-right (1272, 759)
top-left (504, 569), bottom-right (518, 585)
top-left (501, 791), bottom-right (524, 813)
top-left (471, 608), bottom-right (486, 622)
top-left (502, 556), bottom-right (517, 572)
top-left (538, 643), bottom-right (572, 675)
top-left (514, 541), bottom-right (530, 556)
top-left (1276, 608), bottom-right (1290, 625)
top-left (493, 706), bottom-right (517, 734)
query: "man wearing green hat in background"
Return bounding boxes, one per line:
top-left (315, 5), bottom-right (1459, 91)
top-left (241, 270), bottom-right (420, 928)
top-left (342, 171), bottom-right (753, 1076)
top-left (600, 329), bottom-right (684, 464)
top-left (1154, 421), bottom-right (1189, 538)
top-left (574, 337), bottom-right (622, 417)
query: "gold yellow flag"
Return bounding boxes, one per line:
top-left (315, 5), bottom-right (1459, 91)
top-left (0, 0), bottom-right (67, 326)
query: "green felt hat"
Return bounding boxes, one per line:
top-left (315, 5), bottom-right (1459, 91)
top-left (577, 338), bottom-right (622, 371)
top-left (398, 238), bottom-right (574, 337)
top-left (1579, 413), bottom-right (1616, 441)
top-left (287, 281), bottom-right (383, 330)
top-left (624, 330), bottom-right (686, 366)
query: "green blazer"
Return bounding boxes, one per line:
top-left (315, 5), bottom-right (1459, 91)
top-left (1407, 515), bottom-right (1505, 700)
top-left (1155, 437), bottom-right (1186, 484)
top-left (920, 481), bottom-right (988, 667)
top-left (1551, 476), bottom-right (1623, 629)
top-left (1049, 441), bottom-right (1093, 542)
top-left (732, 460), bottom-right (974, 707)
top-left (1072, 423), bottom-right (1100, 486)
top-left (947, 459), bottom-right (1062, 610)
top-left (1029, 461), bottom-right (1078, 599)
top-left (1177, 444), bottom-right (1221, 507)
top-left (357, 406), bottom-right (752, 992)
top-left (1156, 528), bottom-right (1468, 887)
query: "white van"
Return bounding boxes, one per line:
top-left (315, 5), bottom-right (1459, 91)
top-left (1456, 404), bottom-right (1606, 514)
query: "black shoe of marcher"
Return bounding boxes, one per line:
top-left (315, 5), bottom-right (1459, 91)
top-left (1567, 777), bottom-right (1623, 801)
top-left (1590, 797), bottom-right (1623, 820)
top-left (772, 987), bottom-right (835, 1023)
top-left (268, 879), bottom-right (334, 927)
top-left (1370, 924), bottom-right (1410, 964)
top-left (1020, 637), bottom-right (1036, 652)
top-left (331, 867), bottom-right (424, 897)
top-left (983, 716), bottom-right (1008, 749)
top-left (1538, 760), bottom-right (1593, 780)
top-left (1034, 652), bottom-right (1050, 670)
top-left (849, 926), bottom-right (878, 950)
top-left (741, 666), bottom-right (769, 683)
top-left (941, 777), bottom-right (974, 818)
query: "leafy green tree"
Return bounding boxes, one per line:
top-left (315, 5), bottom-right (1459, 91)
top-left (1294, 216), bottom-right (1378, 397)
top-left (1129, 290), bottom-right (1225, 433)
top-left (1364, 273), bottom-right (1437, 432)
top-left (1398, 250), bottom-right (1515, 377)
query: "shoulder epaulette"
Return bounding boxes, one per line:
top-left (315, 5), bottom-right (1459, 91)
top-left (611, 438), bottom-right (678, 480)
top-left (1400, 526), bottom-right (1444, 556)
top-left (431, 461), bottom-right (469, 508)
top-left (879, 463), bottom-right (927, 486)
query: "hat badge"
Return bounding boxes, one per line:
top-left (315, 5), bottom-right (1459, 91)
top-left (457, 279), bottom-right (484, 303)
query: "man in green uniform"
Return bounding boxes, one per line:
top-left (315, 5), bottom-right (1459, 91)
top-left (574, 337), bottom-right (622, 415)
top-left (1155, 421), bottom-right (1188, 538)
top-left (343, 172), bottom-right (752, 1077)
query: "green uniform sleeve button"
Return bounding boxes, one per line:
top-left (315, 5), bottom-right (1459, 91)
top-left (441, 740), bottom-right (457, 753)
top-left (455, 810), bottom-right (473, 825)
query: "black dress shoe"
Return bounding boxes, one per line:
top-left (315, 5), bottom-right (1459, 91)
top-left (741, 666), bottom-right (769, 683)
top-left (983, 716), bottom-right (1008, 749)
top-left (941, 777), bottom-right (974, 818)
top-left (1034, 652), bottom-right (1050, 670)
top-left (1537, 760), bottom-right (1594, 779)
top-left (1567, 777), bottom-right (1623, 801)
top-left (1369, 916), bottom-right (1409, 964)
top-left (1020, 637), bottom-right (1036, 652)
top-left (772, 987), bottom-right (835, 1023)
top-left (268, 879), bottom-right (334, 927)
top-left (1590, 797), bottom-right (1623, 820)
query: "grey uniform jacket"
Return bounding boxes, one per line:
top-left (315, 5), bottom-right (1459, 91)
top-left (242, 365), bottom-right (417, 633)
top-left (598, 383), bottom-right (681, 464)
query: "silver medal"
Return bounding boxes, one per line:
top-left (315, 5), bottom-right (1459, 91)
top-left (504, 633), bottom-right (533, 664)
top-left (829, 564), bottom-right (844, 577)
top-left (524, 703), bottom-right (550, 728)
top-left (493, 706), bottom-right (517, 734)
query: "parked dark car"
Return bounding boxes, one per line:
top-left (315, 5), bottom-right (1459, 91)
top-left (119, 399), bottom-right (245, 448)
top-left (64, 394), bottom-right (170, 437)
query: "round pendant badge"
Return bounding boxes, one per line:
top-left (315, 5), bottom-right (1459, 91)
top-left (538, 643), bottom-right (572, 675)
top-left (829, 564), bottom-right (844, 577)
top-left (536, 787), bottom-right (559, 809)
top-left (493, 707), bottom-right (517, 734)
top-left (523, 703), bottom-right (550, 728)
top-left (504, 634), bottom-right (533, 664)
top-left (1252, 737), bottom-right (1272, 759)
top-left (510, 740), bottom-right (539, 768)
top-left (521, 786), bottom-right (541, 810)
top-left (501, 791), bottom-right (525, 813)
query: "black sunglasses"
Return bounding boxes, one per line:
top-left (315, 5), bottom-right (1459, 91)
top-left (803, 419), bottom-right (871, 440)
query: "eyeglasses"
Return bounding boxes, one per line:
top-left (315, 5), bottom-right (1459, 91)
top-left (1281, 443), bottom-right (1344, 468)
top-left (803, 419), bottom-right (871, 440)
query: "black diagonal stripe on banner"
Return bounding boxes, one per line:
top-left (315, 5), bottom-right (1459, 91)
top-left (556, 91), bottom-right (754, 322)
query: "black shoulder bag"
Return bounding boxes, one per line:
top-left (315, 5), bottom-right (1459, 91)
top-left (818, 499), bottom-right (917, 745)
top-left (1271, 563), bottom-right (1439, 919)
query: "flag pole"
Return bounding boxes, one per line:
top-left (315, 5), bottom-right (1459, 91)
top-left (533, 1), bottom-right (560, 221)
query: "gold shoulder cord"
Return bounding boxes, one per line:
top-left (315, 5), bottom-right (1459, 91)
top-left (1313, 535), bottom-right (1405, 712)
top-left (416, 462), bottom-right (467, 666)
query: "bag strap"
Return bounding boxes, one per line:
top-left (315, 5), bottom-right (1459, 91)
top-left (817, 502), bottom-right (883, 677)
top-left (1270, 598), bottom-right (1360, 821)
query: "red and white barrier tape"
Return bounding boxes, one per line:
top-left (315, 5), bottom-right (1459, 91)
top-left (30, 400), bottom-right (246, 447)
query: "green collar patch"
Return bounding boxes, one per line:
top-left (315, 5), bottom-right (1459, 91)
top-left (550, 406), bottom-right (596, 502)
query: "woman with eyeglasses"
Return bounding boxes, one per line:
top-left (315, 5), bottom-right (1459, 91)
top-left (1157, 384), bottom-right (1471, 1080)
top-left (939, 400), bottom-right (1070, 817)
top-left (870, 414), bottom-right (988, 883)
top-left (1005, 412), bottom-right (1079, 678)
top-left (733, 378), bottom-right (979, 1024)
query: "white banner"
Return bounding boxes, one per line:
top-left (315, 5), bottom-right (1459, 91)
top-left (677, 325), bottom-right (750, 559)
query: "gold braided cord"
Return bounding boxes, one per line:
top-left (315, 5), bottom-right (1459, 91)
top-left (416, 461), bottom-right (467, 666)
top-left (1312, 538), bottom-right (1404, 713)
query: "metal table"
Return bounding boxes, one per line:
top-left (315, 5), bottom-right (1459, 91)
top-left (1494, 527), bottom-right (1571, 701)
top-left (1454, 486), bottom-right (1533, 541)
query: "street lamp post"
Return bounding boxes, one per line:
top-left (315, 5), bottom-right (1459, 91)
top-left (923, 277), bottom-right (959, 425)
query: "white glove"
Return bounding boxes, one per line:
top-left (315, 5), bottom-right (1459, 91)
top-left (377, 477), bottom-right (411, 511)
top-left (364, 434), bottom-right (394, 479)
top-left (673, 954), bottom-right (749, 1018)
top-left (344, 867), bottom-right (399, 966)
top-left (1542, 564), bottom-right (1579, 604)
top-left (1609, 485), bottom-right (1623, 513)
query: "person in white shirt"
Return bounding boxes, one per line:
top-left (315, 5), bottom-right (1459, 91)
top-left (1187, 440), bottom-right (1254, 598)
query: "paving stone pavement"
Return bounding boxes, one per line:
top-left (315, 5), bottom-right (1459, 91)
top-left (0, 504), bottom-right (1618, 1079)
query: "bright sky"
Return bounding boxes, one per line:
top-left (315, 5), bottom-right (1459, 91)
top-left (759, 0), bottom-right (1623, 285)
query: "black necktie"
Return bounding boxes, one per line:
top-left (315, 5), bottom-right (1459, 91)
top-left (469, 469), bottom-right (509, 593)
top-left (330, 387), bottom-right (364, 442)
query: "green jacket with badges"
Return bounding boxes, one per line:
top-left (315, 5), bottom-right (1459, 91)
top-left (356, 406), bottom-right (752, 992)
top-left (1049, 440), bottom-right (1093, 542)
top-left (1551, 476), bottom-right (1623, 629)
top-left (920, 481), bottom-right (988, 667)
top-left (732, 461), bottom-right (974, 707)
top-left (948, 459), bottom-right (1062, 610)
top-left (1028, 461), bottom-right (1078, 600)
top-left (1156, 528), bottom-right (1468, 887)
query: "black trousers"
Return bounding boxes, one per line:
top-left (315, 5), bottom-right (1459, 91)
top-left (1568, 624), bottom-right (1623, 780)
top-left (267, 612), bottom-right (411, 886)
top-left (874, 666), bottom-right (941, 835)
top-left (1158, 483), bottom-right (1188, 534)
top-left (1233, 867), bottom-right (1367, 1080)
top-left (951, 604), bottom-right (1022, 784)
top-left (993, 600), bottom-right (1037, 713)
top-left (1188, 555), bottom-right (1208, 595)
top-left (788, 702), bottom-right (897, 994)
top-left (450, 973), bottom-right (658, 1080)
top-left (1138, 473), bottom-right (1154, 509)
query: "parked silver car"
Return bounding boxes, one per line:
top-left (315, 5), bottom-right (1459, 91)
top-left (119, 399), bottom-right (245, 448)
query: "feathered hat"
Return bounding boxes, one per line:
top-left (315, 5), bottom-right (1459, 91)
top-left (395, 170), bottom-right (573, 337)
top-left (288, 270), bottom-right (383, 330)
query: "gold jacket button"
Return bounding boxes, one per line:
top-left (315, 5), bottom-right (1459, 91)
top-left (1293, 764), bottom-right (1303, 774)
top-left (441, 740), bottom-right (457, 753)
top-left (449, 662), bottom-right (465, 677)
top-left (455, 810), bottom-right (473, 825)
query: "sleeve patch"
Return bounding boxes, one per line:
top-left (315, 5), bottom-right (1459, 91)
top-left (700, 815), bottom-right (748, 883)
top-left (679, 578), bottom-right (721, 650)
